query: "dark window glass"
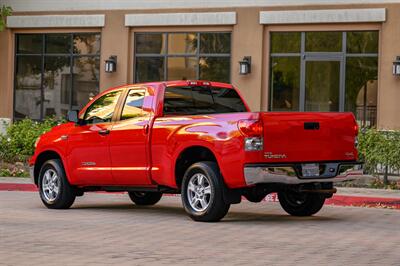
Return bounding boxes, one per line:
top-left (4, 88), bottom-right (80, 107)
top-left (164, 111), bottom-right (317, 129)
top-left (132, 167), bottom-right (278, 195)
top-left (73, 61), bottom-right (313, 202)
top-left (168, 33), bottom-right (197, 54)
top-left (200, 33), bottom-right (230, 54)
top-left (163, 86), bottom-right (246, 115)
top-left (210, 87), bottom-right (247, 113)
top-left (14, 33), bottom-right (101, 120)
top-left (72, 56), bottom-right (100, 110)
top-left (14, 56), bottom-right (42, 120)
top-left (346, 31), bottom-right (379, 54)
top-left (199, 57), bottom-right (230, 83)
top-left (345, 57), bottom-right (378, 127)
top-left (167, 57), bottom-right (197, 80)
top-left (73, 33), bottom-right (101, 54)
top-left (84, 90), bottom-right (122, 124)
top-left (305, 61), bottom-right (340, 111)
top-left (17, 34), bottom-right (43, 54)
top-left (135, 32), bottom-right (231, 83)
top-left (136, 33), bottom-right (165, 54)
top-left (121, 89), bottom-right (146, 120)
top-left (43, 56), bottom-right (71, 118)
top-left (46, 34), bottom-right (71, 54)
top-left (270, 57), bottom-right (300, 111)
top-left (305, 32), bottom-right (342, 52)
top-left (270, 32), bottom-right (301, 53)
top-left (135, 57), bottom-right (165, 83)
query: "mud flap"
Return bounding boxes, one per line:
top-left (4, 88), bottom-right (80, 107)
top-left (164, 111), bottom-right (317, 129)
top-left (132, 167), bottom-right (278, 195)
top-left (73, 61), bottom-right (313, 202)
top-left (222, 183), bottom-right (242, 204)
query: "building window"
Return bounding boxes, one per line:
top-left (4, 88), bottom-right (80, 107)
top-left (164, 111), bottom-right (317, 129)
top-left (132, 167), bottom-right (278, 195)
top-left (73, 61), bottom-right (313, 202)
top-left (269, 31), bottom-right (378, 127)
top-left (14, 33), bottom-right (101, 120)
top-left (134, 32), bottom-right (231, 83)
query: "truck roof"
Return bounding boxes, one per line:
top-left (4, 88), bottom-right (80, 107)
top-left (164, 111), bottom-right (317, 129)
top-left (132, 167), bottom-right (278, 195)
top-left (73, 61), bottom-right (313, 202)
top-left (98, 80), bottom-right (234, 97)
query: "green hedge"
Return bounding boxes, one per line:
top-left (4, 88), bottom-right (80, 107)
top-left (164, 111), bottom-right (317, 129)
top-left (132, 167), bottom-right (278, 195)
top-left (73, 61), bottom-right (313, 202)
top-left (0, 117), bottom-right (62, 162)
top-left (357, 129), bottom-right (400, 176)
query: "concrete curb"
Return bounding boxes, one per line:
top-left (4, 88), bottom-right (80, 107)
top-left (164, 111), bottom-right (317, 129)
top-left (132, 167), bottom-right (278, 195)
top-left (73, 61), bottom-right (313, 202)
top-left (1, 181), bottom-right (399, 210)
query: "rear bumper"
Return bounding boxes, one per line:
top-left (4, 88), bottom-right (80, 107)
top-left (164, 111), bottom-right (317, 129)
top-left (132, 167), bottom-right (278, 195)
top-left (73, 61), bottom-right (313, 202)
top-left (244, 162), bottom-right (363, 185)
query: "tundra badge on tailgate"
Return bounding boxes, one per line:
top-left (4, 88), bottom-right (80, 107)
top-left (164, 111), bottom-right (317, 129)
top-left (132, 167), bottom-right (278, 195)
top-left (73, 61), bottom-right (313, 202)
top-left (264, 152), bottom-right (287, 159)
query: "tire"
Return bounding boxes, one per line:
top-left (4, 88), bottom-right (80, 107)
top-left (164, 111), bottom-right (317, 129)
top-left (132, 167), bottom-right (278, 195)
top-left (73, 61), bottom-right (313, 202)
top-left (243, 188), bottom-right (267, 203)
top-left (38, 159), bottom-right (76, 209)
top-left (278, 190), bottom-right (325, 216)
top-left (128, 192), bottom-right (162, 206)
top-left (181, 161), bottom-right (230, 222)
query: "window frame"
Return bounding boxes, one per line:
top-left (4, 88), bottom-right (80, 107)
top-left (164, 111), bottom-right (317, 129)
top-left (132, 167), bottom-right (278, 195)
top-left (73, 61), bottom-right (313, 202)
top-left (119, 88), bottom-right (148, 121)
top-left (13, 32), bottom-right (101, 121)
top-left (269, 31), bottom-right (379, 120)
top-left (82, 89), bottom-right (123, 125)
top-left (134, 32), bottom-right (232, 83)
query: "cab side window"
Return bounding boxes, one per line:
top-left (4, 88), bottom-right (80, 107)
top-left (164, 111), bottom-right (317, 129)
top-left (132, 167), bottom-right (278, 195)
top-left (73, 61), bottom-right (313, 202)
top-left (120, 89), bottom-right (146, 120)
top-left (83, 90), bottom-right (122, 124)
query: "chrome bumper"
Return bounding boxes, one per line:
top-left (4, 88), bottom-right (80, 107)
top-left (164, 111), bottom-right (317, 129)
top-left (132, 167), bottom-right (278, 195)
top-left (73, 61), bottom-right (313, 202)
top-left (244, 163), bottom-right (363, 185)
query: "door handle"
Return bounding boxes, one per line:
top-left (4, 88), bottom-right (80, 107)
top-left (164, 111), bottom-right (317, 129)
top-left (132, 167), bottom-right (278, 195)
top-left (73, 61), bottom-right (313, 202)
top-left (98, 129), bottom-right (110, 136)
top-left (143, 124), bottom-right (149, 135)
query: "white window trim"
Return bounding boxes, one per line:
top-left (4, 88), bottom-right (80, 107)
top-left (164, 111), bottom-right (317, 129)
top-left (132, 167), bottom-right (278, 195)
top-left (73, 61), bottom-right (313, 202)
top-left (260, 8), bottom-right (386, 24)
top-left (7, 15), bottom-right (105, 28)
top-left (125, 12), bottom-right (236, 27)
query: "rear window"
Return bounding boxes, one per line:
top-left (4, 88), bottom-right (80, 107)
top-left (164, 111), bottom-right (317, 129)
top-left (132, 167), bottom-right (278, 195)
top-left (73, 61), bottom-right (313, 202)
top-left (163, 86), bottom-right (247, 115)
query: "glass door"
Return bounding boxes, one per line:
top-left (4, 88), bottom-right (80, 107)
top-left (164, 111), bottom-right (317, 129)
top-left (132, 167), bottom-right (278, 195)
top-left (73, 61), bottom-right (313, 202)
top-left (304, 60), bottom-right (341, 112)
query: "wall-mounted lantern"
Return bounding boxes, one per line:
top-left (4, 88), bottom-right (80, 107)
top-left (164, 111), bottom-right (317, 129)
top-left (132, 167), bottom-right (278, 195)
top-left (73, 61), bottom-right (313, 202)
top-left (239, 56), bottom-right (251, 75)
top-left (393, 56), bottom-right (400, 76)
top-left (105, 55), bottom-right (117, 73)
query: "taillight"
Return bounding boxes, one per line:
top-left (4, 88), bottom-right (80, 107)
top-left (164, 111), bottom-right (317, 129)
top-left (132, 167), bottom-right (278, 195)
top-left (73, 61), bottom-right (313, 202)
top-left (354, 124), bottom-right (359, 136)
top-left (238, 120), bottom-right (263, 151)
top-left (237, 120), bottom-right (263, 137)
top-left (188, 81), bottom-right (210, 86)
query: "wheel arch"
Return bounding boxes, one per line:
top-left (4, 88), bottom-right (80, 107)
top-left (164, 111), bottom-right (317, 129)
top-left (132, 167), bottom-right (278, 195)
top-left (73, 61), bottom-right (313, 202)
top-left (174, 145), bottom-right (220, 188)
top-left (33, 150), bottom-right (66, 185)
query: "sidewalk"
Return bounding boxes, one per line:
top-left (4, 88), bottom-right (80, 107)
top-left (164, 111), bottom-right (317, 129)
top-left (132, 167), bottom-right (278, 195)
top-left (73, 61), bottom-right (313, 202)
top-left (1, 177), bottom-right (399, 209)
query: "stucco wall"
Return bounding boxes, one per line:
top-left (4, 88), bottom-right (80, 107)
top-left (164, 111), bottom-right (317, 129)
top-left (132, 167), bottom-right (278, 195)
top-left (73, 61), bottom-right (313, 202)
top-left (377, 5), bottom-right (400, 129)
top-left (1, 2), bottom-right (400, 129)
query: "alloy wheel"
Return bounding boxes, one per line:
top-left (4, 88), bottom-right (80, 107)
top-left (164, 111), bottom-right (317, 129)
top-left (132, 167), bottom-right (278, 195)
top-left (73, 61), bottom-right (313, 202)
top-left (187, 173), bottom-right (212, 212)
top-left (41, 169), bottom-right (60, 202)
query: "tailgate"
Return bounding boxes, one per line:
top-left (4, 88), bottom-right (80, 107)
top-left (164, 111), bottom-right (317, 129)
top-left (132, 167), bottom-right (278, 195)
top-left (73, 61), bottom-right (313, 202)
top-left (260, 112), bottom-right (357, 163)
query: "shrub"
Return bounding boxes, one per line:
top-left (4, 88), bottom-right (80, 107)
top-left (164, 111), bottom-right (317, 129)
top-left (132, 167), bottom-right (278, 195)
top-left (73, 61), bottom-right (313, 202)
top-left (0, 162), bottom-right (28, 177)
top-left (357, 128), bottom-right (400, 178)
top-left (0, 117), bottom-right (63, 163)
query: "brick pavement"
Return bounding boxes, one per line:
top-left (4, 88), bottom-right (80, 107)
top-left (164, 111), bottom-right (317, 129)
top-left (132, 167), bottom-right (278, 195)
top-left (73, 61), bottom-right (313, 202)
top-left (0, 191), bottom-right (399, 265)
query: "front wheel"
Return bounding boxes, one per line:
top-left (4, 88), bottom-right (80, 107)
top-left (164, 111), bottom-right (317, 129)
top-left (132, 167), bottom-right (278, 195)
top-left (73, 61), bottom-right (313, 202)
top-left (38, 159), bottom-right (76, 209)
top-left (128, 192), bottom-right (162, 206)
top-left (278, 190), bottom-right (325, 216)
top-left (181, 161), bottom-right (230, 222)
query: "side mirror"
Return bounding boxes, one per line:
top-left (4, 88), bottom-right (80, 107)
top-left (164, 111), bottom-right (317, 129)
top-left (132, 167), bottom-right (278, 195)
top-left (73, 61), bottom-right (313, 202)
top-left (67, 110), bottom-right (79, 124)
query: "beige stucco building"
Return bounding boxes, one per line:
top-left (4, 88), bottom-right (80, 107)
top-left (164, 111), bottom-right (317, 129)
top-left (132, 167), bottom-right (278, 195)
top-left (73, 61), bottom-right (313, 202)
top-left (1, 0), bottom-right (400, 129)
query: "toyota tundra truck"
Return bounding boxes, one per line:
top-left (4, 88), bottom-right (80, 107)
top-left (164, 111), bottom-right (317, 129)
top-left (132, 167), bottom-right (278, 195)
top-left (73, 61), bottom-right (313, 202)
top-left (29, 80), bottom-right (363, 222)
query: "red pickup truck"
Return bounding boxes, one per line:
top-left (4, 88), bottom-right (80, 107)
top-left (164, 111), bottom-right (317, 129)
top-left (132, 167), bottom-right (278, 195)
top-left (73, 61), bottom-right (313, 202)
top-left (29, 80), bottom-right (362, 222)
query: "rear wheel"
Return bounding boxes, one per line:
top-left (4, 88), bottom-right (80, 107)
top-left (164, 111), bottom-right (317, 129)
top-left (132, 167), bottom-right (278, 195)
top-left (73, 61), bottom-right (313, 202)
top-left (278, 190), bottom-right (325, 216)
top-left (181, 161), bottom-right (230, 222)
top-left (38, 159), bottom-right (76, 209)
top-left (128, 192), bottom-right (162, 206)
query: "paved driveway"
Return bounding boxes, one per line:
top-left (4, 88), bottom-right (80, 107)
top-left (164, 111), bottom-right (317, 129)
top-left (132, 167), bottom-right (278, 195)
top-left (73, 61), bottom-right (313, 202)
top-left (0, 191), bottom-right (399, 265)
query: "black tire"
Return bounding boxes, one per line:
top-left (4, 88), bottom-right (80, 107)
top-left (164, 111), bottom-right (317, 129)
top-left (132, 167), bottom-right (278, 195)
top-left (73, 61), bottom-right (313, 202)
top-left (243, 188), bottom-right (267, 203)
top-left (278, 190), bottom-right (325, 216)
top-left (181, 161), bottom-right (230, 222)
top-left (128, 192), bottom-right (162, 206)
top-left (38, 159), bottom-right (76, 209)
